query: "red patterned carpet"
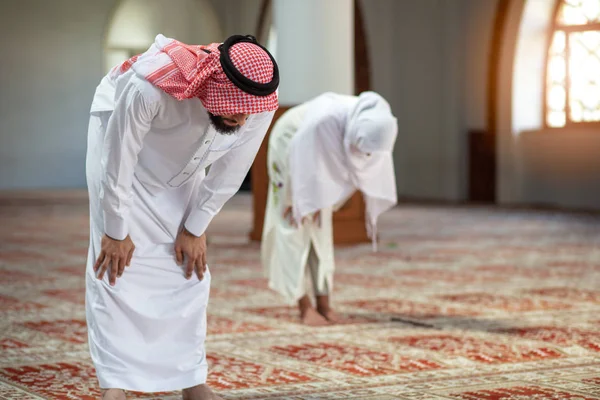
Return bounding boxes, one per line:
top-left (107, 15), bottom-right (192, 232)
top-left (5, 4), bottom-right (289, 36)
top-left (1, 192), bottom-right (600, 399)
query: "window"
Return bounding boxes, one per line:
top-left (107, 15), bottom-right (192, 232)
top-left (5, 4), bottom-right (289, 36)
top-left (546, 0), bottom-right (600, 127)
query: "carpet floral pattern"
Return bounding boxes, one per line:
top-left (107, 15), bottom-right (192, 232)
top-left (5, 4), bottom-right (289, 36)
top-left (1, 194), bottom-right (599, 399)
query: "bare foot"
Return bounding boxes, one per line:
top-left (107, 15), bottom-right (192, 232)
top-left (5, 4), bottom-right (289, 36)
top-left (318, 309), bottom-right (344, 324)
top-left (315, 295), bottom-right (342, 324)
top-left (182, 384), bottom-right (223, 400)
top-left (101, 389), bottom-right (126, 400)
top-left (301, 307), bottom-right (331, 326)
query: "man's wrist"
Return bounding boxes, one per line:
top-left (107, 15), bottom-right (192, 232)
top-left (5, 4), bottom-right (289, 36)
top-left (105, 233), bottom-right (127, 241)
top-left (104, 213), bottom-right (128, 241)
top-left (183, 228), bottom-right (199, 238)
top-left (184, 208), bottom-right (213, 237)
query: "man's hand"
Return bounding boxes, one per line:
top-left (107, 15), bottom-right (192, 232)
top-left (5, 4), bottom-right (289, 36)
top-left (283, 206), bottom-right (297, 227)
top-left (283, 207), bottom-right (321, 228)
top-left (312, 210), bottom-right (321, 228)
top-left (174, 229), bottom-right (207, 280)
top-left (94, 234), bottom-right (135, 286)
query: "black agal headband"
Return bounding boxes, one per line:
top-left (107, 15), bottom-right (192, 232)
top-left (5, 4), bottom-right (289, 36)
top-left (218, 35), bottom-right (279, 97)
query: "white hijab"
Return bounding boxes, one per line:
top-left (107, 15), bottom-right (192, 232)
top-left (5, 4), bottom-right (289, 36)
top-left (289, 91), bottom-right (398, 250)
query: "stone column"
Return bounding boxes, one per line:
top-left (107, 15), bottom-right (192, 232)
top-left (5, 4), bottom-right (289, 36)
top-left (273, 0), bottom-right (354, 105)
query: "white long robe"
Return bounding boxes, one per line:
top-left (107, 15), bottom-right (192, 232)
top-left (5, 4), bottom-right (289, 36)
top-left (261, 102), bottom-right (336, 303)
top-left (86, 69), bottom-right (273, 391)
top-left (261, 92), bottom-right (397, 304)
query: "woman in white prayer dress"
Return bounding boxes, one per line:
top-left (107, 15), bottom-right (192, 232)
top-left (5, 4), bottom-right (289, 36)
top-left (261, 91), bottom-right (398, 326)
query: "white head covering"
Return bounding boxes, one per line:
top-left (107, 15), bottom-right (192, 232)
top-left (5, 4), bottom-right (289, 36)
top-left (289, 91), bottom-right (398, 250)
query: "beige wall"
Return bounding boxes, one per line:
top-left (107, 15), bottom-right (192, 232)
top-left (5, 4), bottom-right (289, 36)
top-left (517, 129), bottom-right (600, 210)
top-left (0, 0), bottom-right (497, 197)
top-left (106, 0), bottom-right (223, 73)
top-left (1, 0), bottom-right (596, 211)
top-left (0, 0), bottom-right (227, 189)
top-left (362, 0), bottom-right (497, 201)
top-left (0, 0), bottom-right (118, 189)
top-left (497, 0), bottom-right (600, 210)
top-left (209, 0), bottom-right (263, 39)
top-left (464, 0), bottom-right (498, 129)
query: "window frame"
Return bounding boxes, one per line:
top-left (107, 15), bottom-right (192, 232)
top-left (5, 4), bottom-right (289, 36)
top-left (543, 0), bottom-right (600, 129)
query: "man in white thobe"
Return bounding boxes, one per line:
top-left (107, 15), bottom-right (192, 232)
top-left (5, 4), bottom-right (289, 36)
top-left (261, 92), bottom-right (397, 326)
top-left (86, 34), bottom-right (279, 400)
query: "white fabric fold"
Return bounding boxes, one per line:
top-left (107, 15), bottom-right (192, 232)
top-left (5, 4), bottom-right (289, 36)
top-left (288, 92), bottom-right (398, 250)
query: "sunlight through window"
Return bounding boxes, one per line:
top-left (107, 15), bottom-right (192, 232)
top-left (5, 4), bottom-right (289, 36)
top-left (546, 0), bottom-right (600, 127)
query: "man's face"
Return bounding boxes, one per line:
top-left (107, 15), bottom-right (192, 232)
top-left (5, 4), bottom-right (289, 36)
top-left (208, 113), bottom-right (250, 135)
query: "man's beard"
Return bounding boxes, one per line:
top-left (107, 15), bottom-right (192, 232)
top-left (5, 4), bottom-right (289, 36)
top-left (208, 113), bottom-right (241, 135)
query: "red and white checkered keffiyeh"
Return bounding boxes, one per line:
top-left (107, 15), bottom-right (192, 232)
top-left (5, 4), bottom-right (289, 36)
top-left (111, 34), bottom-right (278, 115)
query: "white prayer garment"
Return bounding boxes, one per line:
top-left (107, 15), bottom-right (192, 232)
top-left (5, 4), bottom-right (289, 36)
top-left (86, 70), bottom-right (274, 391)
top-left (261, 92), bottom-right (398, 304)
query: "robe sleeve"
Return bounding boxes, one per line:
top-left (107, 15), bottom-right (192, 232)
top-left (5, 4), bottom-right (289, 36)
top-left (266, 127), bottom-right (293, 209)
top-left (100, 80), bottom-right (159, 241)
top-left (283, 168), bottom-right (293, 208)
top-left (184, 111), bottom-right (275, 237)
top-left (289, 113), bottom-right (343, 222)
